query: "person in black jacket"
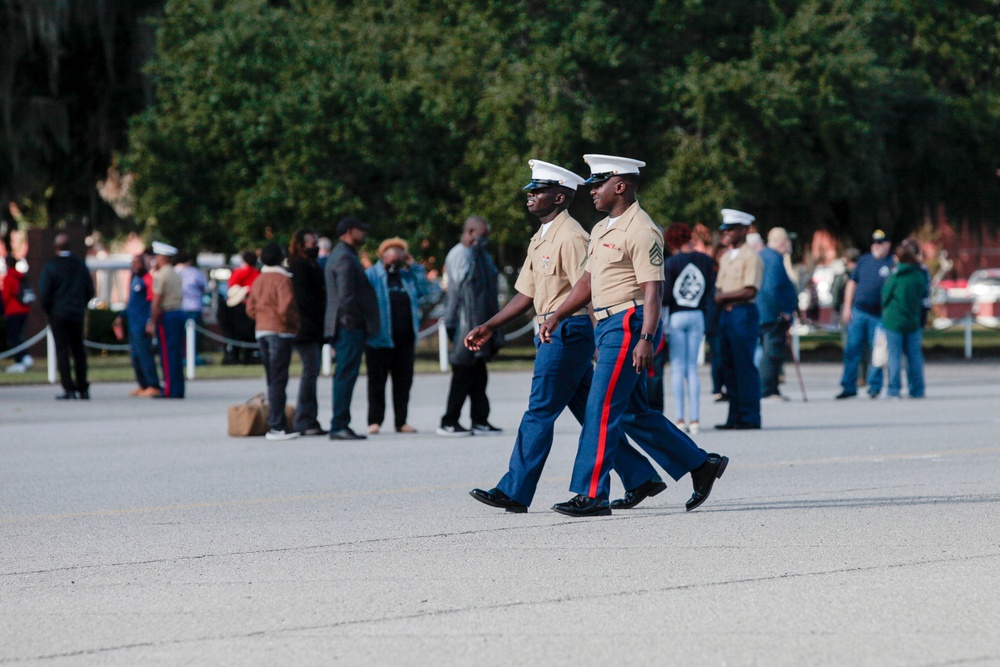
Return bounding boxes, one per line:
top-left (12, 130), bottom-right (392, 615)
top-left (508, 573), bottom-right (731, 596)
top-left (288, 228), bottom-right (328, 435)
top-left (438, 216), bottom-right (503, 436)
top-left (38, 234), bottom-right (95, 399)
top-left (323, 217), bottom-right (380, 440)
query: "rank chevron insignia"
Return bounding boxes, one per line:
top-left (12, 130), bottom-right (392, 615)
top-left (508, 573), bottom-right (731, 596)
top-left (649, 243), bottom-right (663, 266)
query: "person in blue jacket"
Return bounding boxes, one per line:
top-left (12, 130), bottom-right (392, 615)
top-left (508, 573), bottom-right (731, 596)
top-left (364, 237), bottom-right (436, 434)
top-left (115, 253), bottom-right (162, 397)
top-left (757, 227), bottom-right (799, 401)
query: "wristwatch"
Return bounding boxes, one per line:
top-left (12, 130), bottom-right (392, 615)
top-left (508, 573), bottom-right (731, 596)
top-left (639, 333), bottom-right (655, 343)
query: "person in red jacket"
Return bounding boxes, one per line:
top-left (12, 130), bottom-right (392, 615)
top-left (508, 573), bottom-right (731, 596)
top-left (3, 256), bottom-right (34, 372)
top-left (220, 250), bottom-right (260, 364)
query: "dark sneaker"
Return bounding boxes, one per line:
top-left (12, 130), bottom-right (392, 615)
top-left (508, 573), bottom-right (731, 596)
top-left (436, 424), bottom-right (473, 437)
top-left (471, 422), bottom-right (503, 435)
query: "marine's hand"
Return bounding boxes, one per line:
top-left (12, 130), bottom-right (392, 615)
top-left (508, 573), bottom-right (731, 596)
top-left (538, 317), bottom-right (559, 343)
top-left (464, 325), bottom-right (493, 351)
top-left (632, 339), bottom-right (653, 373)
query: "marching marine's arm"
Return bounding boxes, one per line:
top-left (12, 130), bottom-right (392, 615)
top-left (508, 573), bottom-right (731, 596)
top-left (538, 272), bottom-right (592, 344)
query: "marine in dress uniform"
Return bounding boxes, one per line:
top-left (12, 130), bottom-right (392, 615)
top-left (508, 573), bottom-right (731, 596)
top-left (150, 241), bottom-right (186, 398)
top-left (466, 160), bottom-right (664, 513)
top-left (539, 155), bottom-right (729, 517)
top-left (713, 210), bottom-right (764, 429)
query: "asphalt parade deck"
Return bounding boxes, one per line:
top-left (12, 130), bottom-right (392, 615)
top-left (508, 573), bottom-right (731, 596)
top-left (2, 361), bottom-right (999, 666)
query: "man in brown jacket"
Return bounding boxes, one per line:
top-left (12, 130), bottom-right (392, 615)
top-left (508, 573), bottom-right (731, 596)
top-left (246, 242), bottom-right (300, 440)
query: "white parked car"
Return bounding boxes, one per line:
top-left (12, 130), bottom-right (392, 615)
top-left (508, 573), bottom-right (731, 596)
top-left (967, 269), bottom-right (1000, 300)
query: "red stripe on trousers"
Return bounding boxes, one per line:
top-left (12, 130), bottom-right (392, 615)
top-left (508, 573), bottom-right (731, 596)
top-left (158, 321), bottom-right (170, 396)
top-left (588, 307), bottom-right (635, 498)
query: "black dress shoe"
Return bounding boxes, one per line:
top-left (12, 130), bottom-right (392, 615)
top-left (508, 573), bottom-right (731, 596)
top-left (55, 391), bottom-right (77, 400)
top-left (835, 391), bottom-right (857, 399)
top-left (686, 453), bottom-right (729, 512)
top-left (329, 428), bottom-right (366, 440)
top-left (552, 494), bottom-right (611, 517)
top-left (469, 488), bottom-right (528, 513)
top-left (715, 422), bottom-right (759, 430)
top-left (301, 426), bottom-right (329, 436)
top-left (610, 478), bottom-right (667, 509)
top-left (78, 389), bottom-right (90, 400)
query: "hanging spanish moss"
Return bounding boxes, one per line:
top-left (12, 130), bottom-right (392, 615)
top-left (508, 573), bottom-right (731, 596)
top-left (0, 0), bottom-right (162, 237)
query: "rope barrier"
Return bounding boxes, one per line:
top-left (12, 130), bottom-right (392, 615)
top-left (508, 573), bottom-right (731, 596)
top-left (505, 320), bottom-right (536, 340)
top-left (4, 311), bottom-right (996, 374)
top-left (193, 325), bottom-right (259, 348)
top-left (0, 327), bottom-right (50, 359)
top-left (84, 340), bottom-right (131, 352)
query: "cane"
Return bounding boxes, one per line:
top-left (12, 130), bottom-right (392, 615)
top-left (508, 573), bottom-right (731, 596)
top-left (787, 324), bottom-right (808, 402)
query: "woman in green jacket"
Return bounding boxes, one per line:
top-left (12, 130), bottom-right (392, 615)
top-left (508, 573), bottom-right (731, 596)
top-left (880, 239), bottom-right (928, 398)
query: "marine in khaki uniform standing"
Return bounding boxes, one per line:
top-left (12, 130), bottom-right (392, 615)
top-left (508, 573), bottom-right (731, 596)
top-left (466, 159), bottom-right (663, 513)
top-left (713, 209), bottom-right (765, 429)
top-left (539, 154), bottom-right (729, 517)
top-left (149, 241), bottom-right (186, 399)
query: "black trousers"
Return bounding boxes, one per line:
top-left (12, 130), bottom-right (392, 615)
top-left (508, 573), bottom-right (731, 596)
top-left (366, 340), bottom-right (415, 429)
top-left (441, 359), bottom-right (489, 427)
top-left (50, 316), bottom-right (88, 393)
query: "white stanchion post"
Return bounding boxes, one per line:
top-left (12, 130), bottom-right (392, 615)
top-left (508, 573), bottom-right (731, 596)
top-left (792, 328), bottom-right (801, 362)
top-left (47, 328), bottom-right (57, 384)
top-left (322, 343), bottom-right (332, 377)
top-left (438, 319), bottom-right (449, 373)
top-left (186, 319), bottom-right (196, 380)
top-left (965, 314), bottom-right (973, 360)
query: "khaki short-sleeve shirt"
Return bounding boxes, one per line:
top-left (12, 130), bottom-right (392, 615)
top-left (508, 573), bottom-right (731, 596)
top-left (513, 210), bottom-right (590, 316)
top-left (153, 264), bottom-right (184, 312)
top-left (586, 201), bottom-right (665, 309)
top-left (716, 243), bottom-right (764, 296)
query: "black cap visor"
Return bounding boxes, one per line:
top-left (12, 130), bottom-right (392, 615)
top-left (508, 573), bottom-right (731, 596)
top-left (582, 171), bottom-right (614, 185)
top-left (523, 179), bottom-right (562, 191)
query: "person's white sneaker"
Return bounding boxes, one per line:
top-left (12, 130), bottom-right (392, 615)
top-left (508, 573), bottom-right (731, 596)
top-left (676, 421), bottom-right (688, 434)
top-left (688, 422), bottom-right (700, 435)
top-left (761, 393), bottom-right (790, 403)
top-left (21, 354), bottom-right (34, 369)
top-left (5, 363), bottom-right (26, 374)
top-left (436, 424), bottom-right (473, 437)
top-left (265, 429), bottom-right (300, 441)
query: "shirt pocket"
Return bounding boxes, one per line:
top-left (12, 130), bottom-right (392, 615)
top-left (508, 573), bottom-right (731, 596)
top-left (600, 245), bottom-right (625, 265)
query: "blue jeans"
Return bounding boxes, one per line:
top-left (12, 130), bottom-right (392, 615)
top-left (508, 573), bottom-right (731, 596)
top-left (708, 333), bottom-right (724, 395)
top-left (331, 327), bottom-right (366, 432)
top-left (496, 316), bottom-right (657, 506)
top-left (759, 319), bottom-right (790, 397)
top-left (259, 335), bottom-right (294, 431)
top-left (570, 306), bottom-right (708, 501)
top-left (668, 310), bottom-right (704, 423)
top-left (885, 329), bottom-right (925, 398)
top-left (294, 342), bottom-right (322, 431)
top-left (839, 308), bottom-right (884, 396)
top-left (128, 325), bottom-right (161, 390)
top-left (719, 304), bottom-right (761, 427)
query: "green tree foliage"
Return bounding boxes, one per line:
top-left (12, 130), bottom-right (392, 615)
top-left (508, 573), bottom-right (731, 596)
top-left (127, 0), bottom-right (999, 260)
